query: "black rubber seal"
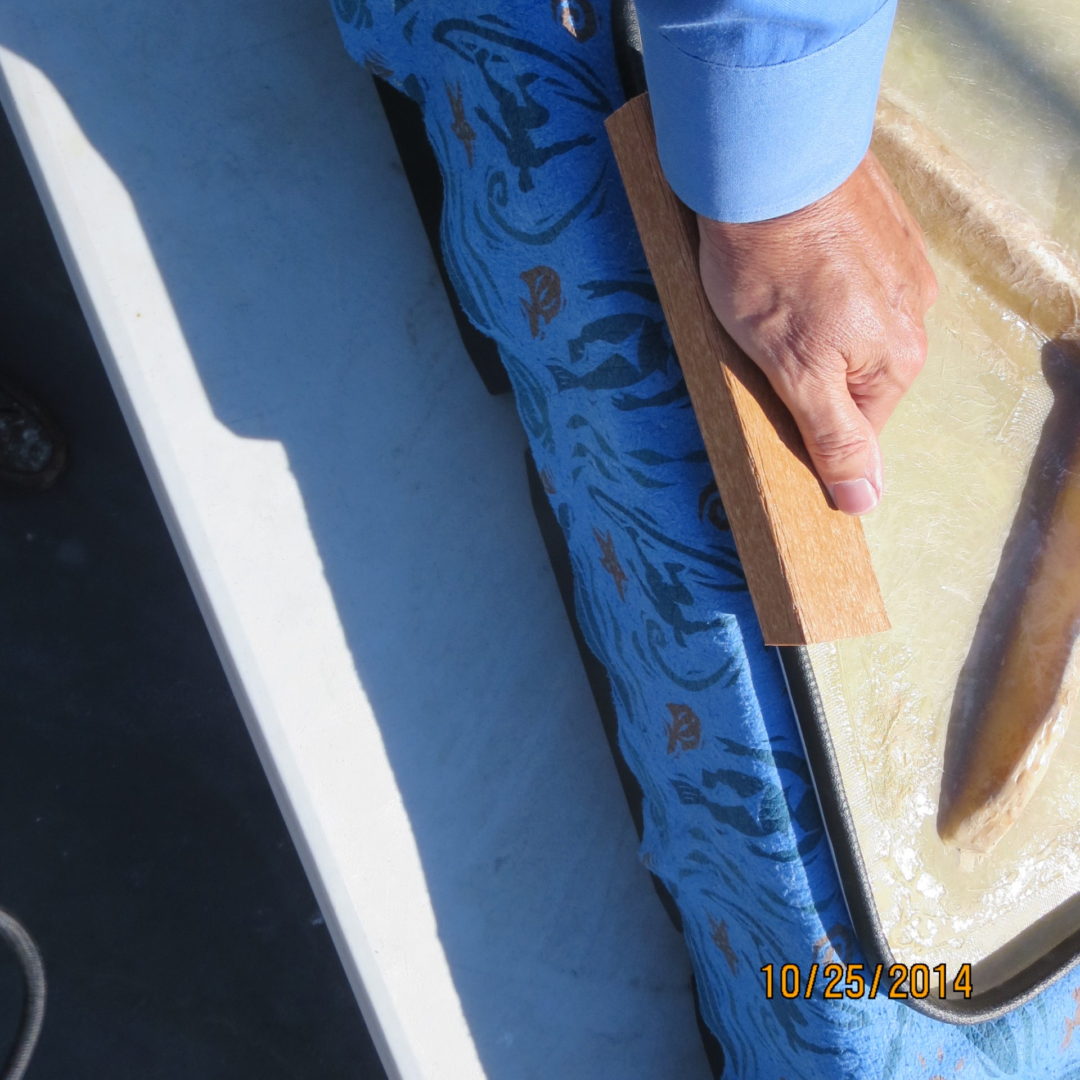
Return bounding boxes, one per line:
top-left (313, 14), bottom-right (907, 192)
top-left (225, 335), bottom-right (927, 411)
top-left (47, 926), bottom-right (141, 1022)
top-left (779, 645), bottom-right (1080, 1023)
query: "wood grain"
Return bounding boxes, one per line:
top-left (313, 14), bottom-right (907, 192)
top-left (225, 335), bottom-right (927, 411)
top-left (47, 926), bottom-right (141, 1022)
top-left (605, 93), bottom-right (888, 646)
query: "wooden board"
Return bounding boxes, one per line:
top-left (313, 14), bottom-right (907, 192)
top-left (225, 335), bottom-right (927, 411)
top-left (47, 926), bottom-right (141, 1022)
top-left (605, 94), bottom-right (888, 646)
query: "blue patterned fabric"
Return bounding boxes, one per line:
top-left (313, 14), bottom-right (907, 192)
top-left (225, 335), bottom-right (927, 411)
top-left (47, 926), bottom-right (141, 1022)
top-left (331, 4), bottom-right (1080, 1076)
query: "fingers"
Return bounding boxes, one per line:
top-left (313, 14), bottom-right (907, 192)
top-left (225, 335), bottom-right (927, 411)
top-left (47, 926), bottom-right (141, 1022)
top-left (851, 327), bottom-right (927, 435)
top-left (852, 377), bottom-right (907, 436)
top-left (770, 366), bottom-right (884, 515)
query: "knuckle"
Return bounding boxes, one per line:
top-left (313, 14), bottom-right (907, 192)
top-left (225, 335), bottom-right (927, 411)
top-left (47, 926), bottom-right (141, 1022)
top-left (806, 424), bottom-right (872, 465)
top-left (924, 269), bottom-right (940, 306)
top-left (776, 346), bottom-right (848, 392)
top-left (896, 342), bottom-right (926, 383)
top-left (899, 322), bottom-right (929, 375)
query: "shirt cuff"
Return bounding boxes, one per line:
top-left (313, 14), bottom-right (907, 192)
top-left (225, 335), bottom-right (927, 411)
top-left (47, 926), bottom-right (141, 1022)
top-left (637, 0), bottom-right (898, 222)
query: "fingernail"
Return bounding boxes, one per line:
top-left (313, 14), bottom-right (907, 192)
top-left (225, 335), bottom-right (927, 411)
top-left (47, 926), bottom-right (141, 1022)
top-left (830, 478), bottom-right (879, 515)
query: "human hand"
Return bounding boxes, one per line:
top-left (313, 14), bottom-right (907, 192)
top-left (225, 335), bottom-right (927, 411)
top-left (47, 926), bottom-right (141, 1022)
top-left (697, 149), bottom-right (937, 515)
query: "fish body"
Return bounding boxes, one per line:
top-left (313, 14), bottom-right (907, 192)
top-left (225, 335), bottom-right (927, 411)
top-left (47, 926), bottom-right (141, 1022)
top-left (939, 453), bottom-right (1080, 852)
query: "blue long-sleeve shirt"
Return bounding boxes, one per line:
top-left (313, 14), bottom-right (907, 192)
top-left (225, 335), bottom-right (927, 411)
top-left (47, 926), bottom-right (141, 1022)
top-left (633, 0), bottom-right (898, 222)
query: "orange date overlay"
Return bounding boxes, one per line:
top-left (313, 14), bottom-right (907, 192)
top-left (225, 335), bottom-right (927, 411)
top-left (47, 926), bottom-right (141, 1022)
top-left (760, 962), bottom-right (972, 1001)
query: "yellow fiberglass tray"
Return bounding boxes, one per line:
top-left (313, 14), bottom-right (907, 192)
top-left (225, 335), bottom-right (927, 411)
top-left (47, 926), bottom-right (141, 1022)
top-left (784, 0), bottom-right (1080, 1022)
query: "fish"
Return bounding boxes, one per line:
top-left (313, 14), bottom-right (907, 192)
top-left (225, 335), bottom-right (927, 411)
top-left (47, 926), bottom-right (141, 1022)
top-left (446, 81), bottom-right (477, 167)
top-left (519, 265), bottom-right (563, 338)
top-left (939, 434), bottom-right (1080, 852)
top-left (547, 313), bottom-right (670, 391)
top-left (665, 703), bottom-right (701, 754)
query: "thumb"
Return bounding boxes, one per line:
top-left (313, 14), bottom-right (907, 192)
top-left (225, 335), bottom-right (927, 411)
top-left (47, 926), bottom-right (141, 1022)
top-left (778, 374), bottom-right (883, 515)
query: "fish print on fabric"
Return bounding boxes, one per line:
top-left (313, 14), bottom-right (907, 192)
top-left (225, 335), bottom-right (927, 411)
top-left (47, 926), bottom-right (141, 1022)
top-left (519, 265), bottom-right (564, 337)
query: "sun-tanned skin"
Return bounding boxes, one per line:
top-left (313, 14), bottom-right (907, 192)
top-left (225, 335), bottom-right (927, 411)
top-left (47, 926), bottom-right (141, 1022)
top-left (697, 148), bottom-right (938, 515)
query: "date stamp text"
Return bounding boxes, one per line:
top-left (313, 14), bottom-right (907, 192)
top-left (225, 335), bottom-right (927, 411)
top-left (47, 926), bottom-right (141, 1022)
top-left (760, 962), bottom-right (973, 1000)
